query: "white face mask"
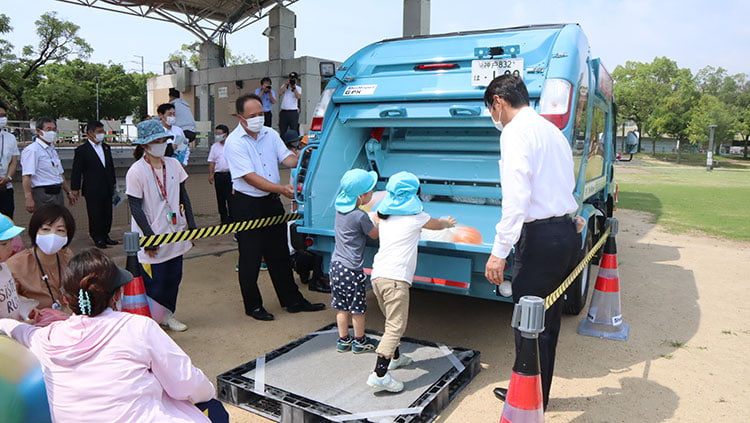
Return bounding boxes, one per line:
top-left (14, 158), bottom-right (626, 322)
top-left (94, 133), bottom-right (105, 143)
top-left (146, 142), bottom-right (168, 158)
top-left (36, 233), bottom-right (68, 255)
top-left (165, 116), bottom-right (176, 126)
top-left (491, 106), bottom-right (504, 132)
top-left (245, 116), bottom-right (265, 133)
top-left (41, 131), bottom-right (58, 143)
top-left (0, 117), bottom-right (7, 128)
top-left (215, 134), bottom-right (226, 142)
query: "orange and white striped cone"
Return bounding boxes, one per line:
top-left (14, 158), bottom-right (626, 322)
top-left (121, 232), bottom-right (152, 318)
top-left (578, 218), bottom-right (630, 341)
top-left (500, 296), bottom-right (545, 423)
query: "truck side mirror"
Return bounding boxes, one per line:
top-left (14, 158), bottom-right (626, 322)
top-left (319, 62), bottom-right (336, 78)
top-left (626, 131), bottom-right (639, 154)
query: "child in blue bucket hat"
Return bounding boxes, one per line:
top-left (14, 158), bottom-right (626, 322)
top-left (0, 214), bottom-right (29, 320)
top-left (124, 119), bottom-right (196, 332)
top-left (330, 169), bottom-right (380, 354)
top-left (366, 171), bottom-right (455, 392)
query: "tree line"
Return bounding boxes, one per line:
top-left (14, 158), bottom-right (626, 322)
top-left (0, 12), bottom-right (153, 124)
top-left (613, 57), bottom-right (749, 157)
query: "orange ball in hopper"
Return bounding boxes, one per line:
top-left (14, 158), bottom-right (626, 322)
top-left (452, 226), bottom-right (483, 245)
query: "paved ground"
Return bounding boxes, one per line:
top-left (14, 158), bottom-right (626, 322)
top-left (10, 164), bottom-right (749, 422)
top-left (161, 209), bottom-right (748, 423)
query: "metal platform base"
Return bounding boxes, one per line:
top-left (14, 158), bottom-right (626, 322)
top-left (217, 324), bottom-right (481, 423)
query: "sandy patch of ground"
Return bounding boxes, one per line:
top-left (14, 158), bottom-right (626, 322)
top-left (170, 209), bottom-right (750, 423)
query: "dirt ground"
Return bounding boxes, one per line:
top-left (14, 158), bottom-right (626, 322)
top-left (160, 209), bottom-right (749, 423)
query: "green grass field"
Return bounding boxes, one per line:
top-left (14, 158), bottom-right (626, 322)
top-left (616, 166), bottom-right (750, 241)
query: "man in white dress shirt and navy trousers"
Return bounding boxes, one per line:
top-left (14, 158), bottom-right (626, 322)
top-left (484, 75), bottom-right (579, 411)
top-left (225, 93), bottom-right (325, 321)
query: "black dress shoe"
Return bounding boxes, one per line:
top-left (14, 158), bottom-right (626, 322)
top-left (105, 237), bottom-right (119, 245)
top-left (94, 240), bottom-right (108, 249)
top-left (247, 307), bottom-right (274, 321)
top-left (287, 299), bottom-right (326, 313)
top-left (493, 387), bottom-right (507, 402)
top-left (308, 277), bottom-right (331, 293)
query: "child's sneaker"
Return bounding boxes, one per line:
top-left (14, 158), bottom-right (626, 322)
top-left (367, 372), bottom-right (404, 392)
top-left (352, 337), bottom-right (377, 354)
top-left (336, 336), bottom-right (353, 353)
top-left (388, 354), bottom-right (413, 370)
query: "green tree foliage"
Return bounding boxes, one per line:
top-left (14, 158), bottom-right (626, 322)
top-left (686, 95), bottom-right (737, 149)
top-left (26, 59), bottom-right (154, 121)
top-left (0, 12), bottom-right (92, 120)
top-left (167, 43), bottom-right (255, 70)
top-left (649, 68), bottom-right (699, 161)
top-left (613, 57), bottom-right (684, 154)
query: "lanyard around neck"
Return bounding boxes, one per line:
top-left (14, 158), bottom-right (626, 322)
top-left (145, 157), bottom-right (168, 201)
top-left (33, 247), bottom-right (62, 305)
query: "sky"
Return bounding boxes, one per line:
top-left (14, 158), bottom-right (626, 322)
top-left (1, 0), bottom-right (748, 76)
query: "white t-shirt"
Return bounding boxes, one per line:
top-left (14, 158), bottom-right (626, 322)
top-left (281, 85), bottom-right (301, 110)
top-left (126, 157), bottom-right (191, 264)
top-left (0, 264), bottom-right (22, 319)
top-left (371, 212), bottom-right (431, 284)
top-left (0, 130), bottom-right (20, 189)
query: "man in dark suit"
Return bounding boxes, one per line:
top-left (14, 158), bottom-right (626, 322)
top-left (71, 120), bottom-right (118, 249)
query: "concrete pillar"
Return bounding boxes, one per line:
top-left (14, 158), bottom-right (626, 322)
top-left (198, 41), bottom-right (224, 70)
top-left (268, 6), bottom-right (296, 60)
top-left (403, 0), bottom-right (430, 37)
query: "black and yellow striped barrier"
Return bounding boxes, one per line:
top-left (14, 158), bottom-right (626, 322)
top-left (543, 225), bottom-right (611, 309)
top-left (139, 213), bottom-right (302, 248)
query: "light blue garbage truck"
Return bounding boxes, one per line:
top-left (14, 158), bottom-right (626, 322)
top-left (293, 23), bottom-right (633, 314)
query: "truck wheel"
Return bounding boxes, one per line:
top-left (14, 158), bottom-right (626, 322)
top-left (563, 227), bottom-right (593, 315)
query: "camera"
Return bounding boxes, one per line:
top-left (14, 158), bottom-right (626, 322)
top-left (289, 78), bottom-right (297, 86)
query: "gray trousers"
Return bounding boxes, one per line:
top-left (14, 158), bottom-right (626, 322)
top-left (31, 186), bottom-right (65, 209)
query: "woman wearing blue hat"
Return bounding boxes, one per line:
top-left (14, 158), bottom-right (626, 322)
top-left (366, 171), bottom-right (455, 393)
top-left (125, 119), bottom-right (196, 332)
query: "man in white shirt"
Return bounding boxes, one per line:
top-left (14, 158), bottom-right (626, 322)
top-left (71, 120), bottom-right (117, 249)
top-left (168, 88), bottom-right (197, 143)
top-left (224, 93), bottom-right (324, 321)
top-left (21, 117), bottom-right (76, 212)
top-left (0, 104), bottom-right (20, 218)
top-left (278, 72), bottom-right (302, 137)
top-left (207, 124), bottom-right (232, 224)
top-left (157, 103), bottom-right (190, 166)
top-left (483, 75), bottom-right (579, 411)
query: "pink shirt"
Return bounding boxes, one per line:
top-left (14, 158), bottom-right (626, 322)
top-left (0, 310), bottom-right (213, 422)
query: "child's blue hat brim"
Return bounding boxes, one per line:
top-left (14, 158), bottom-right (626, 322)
top-left (133, 119), bottom-right (174, 145)
top-left (0, 214), bottom-right (24, 241)
top-left (376, 171), bottom-right (423, 216)
top-left (335, 169), bottom-right (378, 213)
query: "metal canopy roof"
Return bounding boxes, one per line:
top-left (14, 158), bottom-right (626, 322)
top-left (57, 0), bottom-right (300, 42)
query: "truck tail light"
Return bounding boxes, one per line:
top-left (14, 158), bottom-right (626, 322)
top-left (414, 63), bottom-right (459, 71)
top-left (305, 237), bottom-right (314, 247)
top-left (539, 79), bottom-right (573, 129)
top-left (310, 88), bottom-right (335, 132)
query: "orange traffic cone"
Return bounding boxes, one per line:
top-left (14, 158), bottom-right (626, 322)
top-left (121, 232), bottom-right (152, 318)
top-left (500, 296), bottom-right (545, 423)
top-left (578, 218), bottom-right (629, 341)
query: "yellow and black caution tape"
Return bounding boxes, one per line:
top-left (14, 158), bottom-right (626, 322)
top-left (139, 213), bottom-right (302, 248)
top-left (543, 226), bottom-right (611, 309)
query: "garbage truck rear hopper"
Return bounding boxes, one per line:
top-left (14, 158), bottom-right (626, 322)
top-left (294, 23), bottom-right (626, 314)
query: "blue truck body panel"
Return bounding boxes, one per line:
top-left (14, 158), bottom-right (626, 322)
top-left (295, 24), bottom-right (616, 304)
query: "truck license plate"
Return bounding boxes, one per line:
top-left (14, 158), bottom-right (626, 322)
top-left (471, 58), bottom-right (524, 86)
